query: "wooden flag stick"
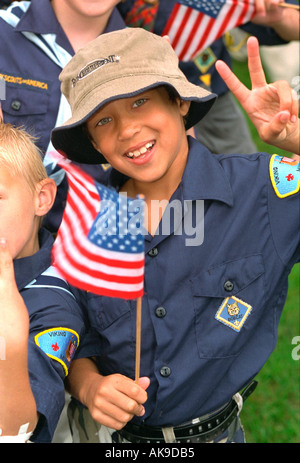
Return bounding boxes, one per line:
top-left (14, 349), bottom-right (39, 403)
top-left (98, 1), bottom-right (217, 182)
top-left (135, 296), bottom-right (142, 383)
top-left (279, 2), bottom-right (300, 9)
top-left (135, 193), bottom-right (145, 383)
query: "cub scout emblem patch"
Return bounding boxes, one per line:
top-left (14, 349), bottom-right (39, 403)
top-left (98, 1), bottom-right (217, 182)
top-left (34, 328), bottom-right (79, 375)
top-left (215, 296), bottom-right (252, 332)
top-left (193, 47), bottom-right (216, 74)
top-left (270, 154), bottom-right (300, 198)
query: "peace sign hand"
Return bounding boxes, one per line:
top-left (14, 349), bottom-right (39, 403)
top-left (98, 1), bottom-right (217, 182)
top-left (215, 36), bottom-right (299, 154)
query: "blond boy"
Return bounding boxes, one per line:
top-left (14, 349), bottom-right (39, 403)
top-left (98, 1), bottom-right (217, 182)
top-left (0, 123), bottom-right (86, 442)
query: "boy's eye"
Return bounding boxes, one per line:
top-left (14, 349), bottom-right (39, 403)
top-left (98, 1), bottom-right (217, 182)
top-left (97, 117), bottom-right (112, 126)
top-left (133, 98), bottom-right (147, 108)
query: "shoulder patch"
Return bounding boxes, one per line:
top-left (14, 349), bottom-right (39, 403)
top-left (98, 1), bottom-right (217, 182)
top-left (34, 328), bottom-right (79, 376)
top-left (269, 154), bottom-right (300, 198)
top-left (101, 163), bottom-right (111, 171)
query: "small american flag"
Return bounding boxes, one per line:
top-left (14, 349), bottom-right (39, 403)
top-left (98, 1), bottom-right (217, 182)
top-left (162, 0), bottom-right (256, 62)
top-left (51, 155), bottom-right (145, 299)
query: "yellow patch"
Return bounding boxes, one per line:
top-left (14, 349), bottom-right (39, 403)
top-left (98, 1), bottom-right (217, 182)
top-left (34, 327), bottom-right (79, 375)
top-left (215, 296), bottom-right (252, 332)
top-left (269, 154), bottom-right (300, 198)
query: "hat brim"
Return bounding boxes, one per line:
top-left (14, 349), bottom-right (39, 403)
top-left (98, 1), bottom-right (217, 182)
top-left (51, 78), bottom-right (217, 165)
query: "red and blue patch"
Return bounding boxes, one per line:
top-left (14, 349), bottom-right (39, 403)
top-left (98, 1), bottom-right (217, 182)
top-left (269, 154), bottom-right (300, 198)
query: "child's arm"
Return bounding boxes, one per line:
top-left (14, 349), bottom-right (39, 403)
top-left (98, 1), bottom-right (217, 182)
top-left (67, 358), bottom-right (150, 430)
top-left (0, 239), bottom-right (38, 440)
top-left (215, 36), bottom-right (299, 154)
top-left (252, 0), bottom-right (299, 41)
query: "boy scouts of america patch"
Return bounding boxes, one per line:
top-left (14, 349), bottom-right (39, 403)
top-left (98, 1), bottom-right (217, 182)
top-left (269, 154), bottom-right (300, 198)
top-left (34, 328), bottom-right (79, 375)
top-left (215, 296), bottom-right (252, 332)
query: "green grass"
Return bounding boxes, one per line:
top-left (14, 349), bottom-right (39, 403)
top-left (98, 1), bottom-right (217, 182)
top-left (231, 58), bottom-right (300, 443)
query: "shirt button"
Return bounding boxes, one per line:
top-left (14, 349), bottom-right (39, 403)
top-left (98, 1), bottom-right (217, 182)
top-left (11, 100), bottom-right (22, 111)
top-left (160, 366), bottom-right (171, 377)
top-left (224, 280), bottom-right (234, 292)
top-left (155, 306), bottom-right (166, 318)
top-left (148, 247), bottom-right (158, 257)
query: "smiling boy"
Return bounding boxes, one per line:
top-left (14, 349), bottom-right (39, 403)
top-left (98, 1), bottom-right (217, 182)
top-left (51, 28), bottom-right (299, 443)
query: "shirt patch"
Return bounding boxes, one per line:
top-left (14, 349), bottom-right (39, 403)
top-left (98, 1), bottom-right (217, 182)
top-left (215, 296), bottom-right (252, 332)
top-left (269, 154), bottom-right (300, 198)
top-left (0, 72), bottom-right (49, 91)
top-left (34, 328), bottom-right (79, 375)
top-left (193, 47), bottom-right (216, 73)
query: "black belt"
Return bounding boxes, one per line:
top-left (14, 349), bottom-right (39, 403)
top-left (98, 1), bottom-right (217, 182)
top-left (118, 380), bottom-right (258, 443)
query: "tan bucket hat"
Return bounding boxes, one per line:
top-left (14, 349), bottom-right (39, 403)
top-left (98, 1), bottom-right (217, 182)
top-left (51, 28), bottom-right (217, 164)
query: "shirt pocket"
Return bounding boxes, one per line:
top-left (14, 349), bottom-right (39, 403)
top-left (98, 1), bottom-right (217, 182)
top-left (191, 254), bottom-right (266, 359)
top-left (2, 82), bottom-right (50, 149)
top-left (86, 294), bottom-right (136, 373)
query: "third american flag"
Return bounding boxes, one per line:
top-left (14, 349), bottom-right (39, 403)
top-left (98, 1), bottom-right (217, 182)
top-left (162, 0), bottom-right (256, 62)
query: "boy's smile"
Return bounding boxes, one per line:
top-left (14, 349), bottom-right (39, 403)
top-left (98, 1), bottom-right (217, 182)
top-left (123, 140), bottom-right (156, 161)
top-left (86, 86), bottom-right (190, 192)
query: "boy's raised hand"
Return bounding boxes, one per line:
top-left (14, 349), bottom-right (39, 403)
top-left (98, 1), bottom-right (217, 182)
top-left (0, 239), bottom-right (29, 350)
top-left (215, 36), bottom-right (299, 154)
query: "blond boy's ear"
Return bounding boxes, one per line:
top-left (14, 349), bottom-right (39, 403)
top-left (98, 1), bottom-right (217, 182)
top-left (35, 178), bottom-right (57, 218)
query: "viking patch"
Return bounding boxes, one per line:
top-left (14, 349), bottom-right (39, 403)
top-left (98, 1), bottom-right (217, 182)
top-left (269, 154), bottom-right (300, 198)
top-left (34, 328), bottom-right (79, 375)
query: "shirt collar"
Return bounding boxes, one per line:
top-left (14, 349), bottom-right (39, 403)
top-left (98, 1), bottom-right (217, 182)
top-left (108, 137), bottom-right (233, 206)
top-left (14, 228), bottom-right (54, 291)
top-left (105, 8), bottom-right (126, 33)
top-left (180, 137), bottom-right (233, 206)
top-left (15, 0), bottom-right (60, 35)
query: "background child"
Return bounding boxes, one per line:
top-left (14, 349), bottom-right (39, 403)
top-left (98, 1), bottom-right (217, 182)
top-left (0, 123), bottom-right (86, 442)
top-left (51, 28), bottom-right (299, 443)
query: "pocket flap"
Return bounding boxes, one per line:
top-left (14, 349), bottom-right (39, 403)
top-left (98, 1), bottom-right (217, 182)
top-left (2, 83), bottom-right (49, 116)
top-left (191, 254), bottom-right (264, 298)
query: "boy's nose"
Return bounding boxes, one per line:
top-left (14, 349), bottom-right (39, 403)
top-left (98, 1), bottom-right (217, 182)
top-left (117, 117), bottom-right (141, 140)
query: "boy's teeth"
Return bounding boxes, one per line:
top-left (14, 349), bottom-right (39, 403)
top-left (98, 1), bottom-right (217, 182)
top-left (126, 142), bottom-right (154, 158)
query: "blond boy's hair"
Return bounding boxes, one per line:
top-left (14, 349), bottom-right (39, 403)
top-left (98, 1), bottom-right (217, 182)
top-left (0, 123), bottom-right (48, 192)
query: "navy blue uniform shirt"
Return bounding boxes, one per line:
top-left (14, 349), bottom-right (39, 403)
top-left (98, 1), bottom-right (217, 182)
top-left (15, 228), bottom-right (86, 442)
top-left (77, 137), bottom-right (300, 427)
